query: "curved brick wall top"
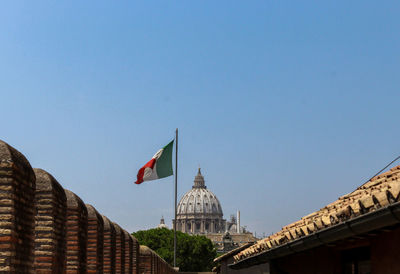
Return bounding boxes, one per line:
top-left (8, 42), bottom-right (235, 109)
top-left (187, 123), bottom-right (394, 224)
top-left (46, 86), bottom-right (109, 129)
top-left (102, 215), bottom-right (116, 272)
top-left (123, 230), bottom-right (131, 241)
top-left (0, 140), bottom-right (36, 272)
top-left (0, 140), bottom-right (35, 182)
top-left (33, 168), bottom-right (65, 197)
top-left (130, 233), bottom-right (139, 273)
top-left (140, 245), bottom-right (152, 256)
top-left (102, 215), bottom-right (114, 230)
top-left (33, 168), bottom-right (67, 273)
top-left (114, 222), bottom-right (122, 234)
top-left (151, 249), bottom-right (162, 263)
top-left (65, 189), bottom-right (86, 209)
top-left (113, 222), bottom-right (125, 272)
top-left (86, 204), bottom-right (103, 222)
top-left (157, 254), bottom-right (167, 265)
top-left (64, 189), bottom-right (88, 273)
top-left (123, 230), bottom-right (132, 267)
top-left (86, 204), bottom-right (104, 273)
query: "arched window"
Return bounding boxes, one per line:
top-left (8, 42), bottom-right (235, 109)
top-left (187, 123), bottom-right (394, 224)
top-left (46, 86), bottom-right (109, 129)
top-left (212, 203), bottom-right (217, 213)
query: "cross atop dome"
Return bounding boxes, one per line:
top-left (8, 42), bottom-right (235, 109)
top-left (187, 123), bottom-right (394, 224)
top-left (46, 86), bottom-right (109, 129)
top-left (193, 167), bottom-right (206, 189)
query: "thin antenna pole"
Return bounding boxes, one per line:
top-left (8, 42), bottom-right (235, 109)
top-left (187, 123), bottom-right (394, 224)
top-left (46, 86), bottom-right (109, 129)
top-left (174, 128), bottom-right (178, 268)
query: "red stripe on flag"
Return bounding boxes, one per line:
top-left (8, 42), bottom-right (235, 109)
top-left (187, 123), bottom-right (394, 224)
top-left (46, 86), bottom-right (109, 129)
top-left (135, 158), bottom-right (157, 184)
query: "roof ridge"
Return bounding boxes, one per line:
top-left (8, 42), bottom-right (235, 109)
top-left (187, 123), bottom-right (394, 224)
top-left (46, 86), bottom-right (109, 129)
top-left (234, 164), bottom-right (400, 263)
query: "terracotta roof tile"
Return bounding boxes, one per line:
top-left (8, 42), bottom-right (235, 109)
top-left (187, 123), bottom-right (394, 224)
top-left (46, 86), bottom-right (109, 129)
top-left (360, 195), bottom-right (375, 209)
top-left (375, 191), bottom-right (389, 206)
top-left (314, 218), bottom-right (324, 229)
top-left (321, 215), bottom-right (331, 226)
top-left (284, 231), bottom-right (292, 240)
top-left (289, 228), bottom-right (297, 238)
top-left (306, 223), bottom-right (315, 233)
top-left (388, 183), bottom-right (400, 199)
top-left (350, 201), bottom-right (361, 215)
top-left (234, 165), bottom-right (400, 263)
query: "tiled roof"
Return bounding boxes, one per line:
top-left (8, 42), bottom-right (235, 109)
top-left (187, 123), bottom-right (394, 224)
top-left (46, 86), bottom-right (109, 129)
top-left (234, 165), bottom-right (400, 263)
top-left (214, 242), bottom-right (253, 263)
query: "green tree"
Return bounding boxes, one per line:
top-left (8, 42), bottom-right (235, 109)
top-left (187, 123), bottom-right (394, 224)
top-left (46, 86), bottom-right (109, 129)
top-left (132, 228), bottom-right (217, 271)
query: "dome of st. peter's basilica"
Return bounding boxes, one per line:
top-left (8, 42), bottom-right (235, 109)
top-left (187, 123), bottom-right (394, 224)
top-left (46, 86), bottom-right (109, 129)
top-left (176, 168), bottom-right (225, 234)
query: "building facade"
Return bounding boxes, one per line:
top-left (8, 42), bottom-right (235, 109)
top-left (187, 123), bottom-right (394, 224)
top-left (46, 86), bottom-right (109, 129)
top-left (176, 168), bottom-right (226, 234)
top-left (175, 169), bottom-right (256, 252)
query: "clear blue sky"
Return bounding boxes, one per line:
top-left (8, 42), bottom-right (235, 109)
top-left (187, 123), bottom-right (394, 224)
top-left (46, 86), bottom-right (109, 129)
top-left (1, 1), bottom-right (399, 235)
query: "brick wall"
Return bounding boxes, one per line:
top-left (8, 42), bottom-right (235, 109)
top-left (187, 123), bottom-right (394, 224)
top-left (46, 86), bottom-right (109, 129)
top-left (153, 250), bottom-right (177, 274)
top-left (0, 139), bottom-right (177, 273)
top-left (124, 230), bottom-right (133, 274)
top-left (65, 189), bottom-right (88, 273)
top-left (0, 140), bottom-right (36, 273)
top-left (138, 246), bottom-right (178, 274)
top-left (86, 204), bottom-right (104, 273)
top-left (103, 215), bottom-right (116, 273)
top-left (152, 250), bottom-right (158, 274)
top-left (114, 222), bottom-right (126, 273)
top-left (139, 245), bottom-right (153, 274)
top-left (131, 234), bottom-right (139, 274)
top-left (33, 168), bottom-right (67, 273)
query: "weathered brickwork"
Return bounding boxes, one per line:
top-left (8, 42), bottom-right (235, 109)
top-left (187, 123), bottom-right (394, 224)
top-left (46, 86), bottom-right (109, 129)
top-left (0, 140), bottom-right (177, 273)
top-left (131, 234), bottom-right (139, 274)
top-left (152, 251), bottom-right (157, 274)
top-left (86, 204), bottom-right (103, 273)
top-left (139, 245), bottom-right (153, 274)
top-left (159, 257), bottom-right (166, 273)
top-left (65, 189), bottom-right (88, 273)
top-left (124, 230), bottom-right (133, 274)
top-left (138, 244), bottom-right (178, 274)
top-left (103, 215), bottom-right (116, 273)
top-left (140, 246), bottom-right (177, 274)
top-left (33, 168), bottom-right (67, 273)
top-left (0, 141), bottom-right (36, 273)
top-left (114, 223), bottom-right (126, 273)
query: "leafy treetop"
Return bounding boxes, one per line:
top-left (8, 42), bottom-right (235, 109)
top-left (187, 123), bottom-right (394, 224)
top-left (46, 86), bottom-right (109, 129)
top-left (132, 228), bottom-right (217, 271)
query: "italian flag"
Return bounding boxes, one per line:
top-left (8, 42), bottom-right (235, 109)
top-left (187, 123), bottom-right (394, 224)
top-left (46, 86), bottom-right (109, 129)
top-left (135, 140), bottom-right (174, 184)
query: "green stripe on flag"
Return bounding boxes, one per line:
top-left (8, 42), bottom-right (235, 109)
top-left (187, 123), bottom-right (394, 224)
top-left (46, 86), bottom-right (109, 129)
top-left (156, 140), bottom-right (174, 178)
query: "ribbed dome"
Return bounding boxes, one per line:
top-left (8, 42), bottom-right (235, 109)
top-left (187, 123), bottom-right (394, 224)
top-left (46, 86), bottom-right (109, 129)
top-left (176, 168), bottom-right (226, 234)
top-left (177, 168), bottom-right (223, 216)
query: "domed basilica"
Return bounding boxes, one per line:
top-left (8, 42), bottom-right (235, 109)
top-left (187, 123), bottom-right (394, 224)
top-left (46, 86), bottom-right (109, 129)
top-left (175, 169), bottom-right (257, 252)
top-left (176, 168), bottom-right (225, 234)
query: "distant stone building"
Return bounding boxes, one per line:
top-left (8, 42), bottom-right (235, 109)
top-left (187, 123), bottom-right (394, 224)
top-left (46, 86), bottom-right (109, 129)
top-left (175, 168), bottom-right (256, 252)
top-left (157, 217), bottom-right (168, 229)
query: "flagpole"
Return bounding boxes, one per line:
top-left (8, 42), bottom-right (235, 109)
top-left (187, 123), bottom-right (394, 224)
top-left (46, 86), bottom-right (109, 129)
top-left (174, 128), bottom-right (178, 268)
